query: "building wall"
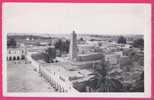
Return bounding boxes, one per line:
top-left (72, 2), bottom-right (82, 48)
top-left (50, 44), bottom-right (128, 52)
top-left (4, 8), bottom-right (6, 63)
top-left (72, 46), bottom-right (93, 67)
top-left (7, 48), bottom-right (26, 61)
top-left (105, 53), bottom-right (121, 65)
top-left (39, 66), bottom-right (79, 93)
top-left (77, 53), bottom-right (103, 62)
top-left (78, 44), bottom-right (95, 54)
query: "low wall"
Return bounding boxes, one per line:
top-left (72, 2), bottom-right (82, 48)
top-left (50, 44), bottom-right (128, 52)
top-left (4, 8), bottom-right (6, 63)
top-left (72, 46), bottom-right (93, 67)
top-left (77, 53), bottom-right (103, 62)
top-left (26, 52), bottom-right (78, 93)
top-left (39, 66), bottom-right (79, 93)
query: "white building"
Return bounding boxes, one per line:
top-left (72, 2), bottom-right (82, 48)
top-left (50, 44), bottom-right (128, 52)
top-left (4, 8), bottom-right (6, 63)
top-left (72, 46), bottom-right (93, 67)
top-left (105, 53), bottom-right (121, 65)
top-left (7, 47), bottom-right (26, 61)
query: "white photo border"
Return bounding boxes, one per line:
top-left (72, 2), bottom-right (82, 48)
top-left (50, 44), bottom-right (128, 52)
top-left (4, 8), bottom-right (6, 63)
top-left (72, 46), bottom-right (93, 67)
top-left (2, 3), bottom-right (152, 98)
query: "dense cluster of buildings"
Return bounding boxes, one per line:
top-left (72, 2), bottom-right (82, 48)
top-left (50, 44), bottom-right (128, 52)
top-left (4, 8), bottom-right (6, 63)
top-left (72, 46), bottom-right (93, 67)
top-left (7, 31), bottom-right (144, 92)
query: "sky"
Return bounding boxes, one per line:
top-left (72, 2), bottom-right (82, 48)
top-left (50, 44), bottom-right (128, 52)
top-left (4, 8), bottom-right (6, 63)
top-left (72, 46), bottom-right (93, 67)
top-left (3, 3), bottom-right (151, 35)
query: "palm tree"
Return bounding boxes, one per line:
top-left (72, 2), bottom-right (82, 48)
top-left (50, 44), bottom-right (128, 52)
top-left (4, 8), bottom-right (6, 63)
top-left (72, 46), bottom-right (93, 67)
top-left (95, 78), bottom-right (123, 92)
top-left (129, 72), bottom-right (144, 92)
top-left (88, 58), bottom-right (123, 92)
top-left (45, 47), bottom-right (56, 63)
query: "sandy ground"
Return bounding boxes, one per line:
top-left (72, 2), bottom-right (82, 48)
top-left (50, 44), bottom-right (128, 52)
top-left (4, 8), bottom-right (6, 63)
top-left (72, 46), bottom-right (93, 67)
top-left (7, 61), bottom-right (56, 92)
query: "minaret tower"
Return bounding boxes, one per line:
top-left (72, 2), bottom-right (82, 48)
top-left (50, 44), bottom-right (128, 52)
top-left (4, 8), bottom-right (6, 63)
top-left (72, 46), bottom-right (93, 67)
top-left (69, 30), bottom-right (78, 61)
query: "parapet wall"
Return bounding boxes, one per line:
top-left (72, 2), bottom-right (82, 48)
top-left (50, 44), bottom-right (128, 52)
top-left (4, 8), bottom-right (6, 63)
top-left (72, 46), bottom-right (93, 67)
top-left (39, 66), bottom-right (79, 93)
top-left (77, 53), bottom-right (103, 62)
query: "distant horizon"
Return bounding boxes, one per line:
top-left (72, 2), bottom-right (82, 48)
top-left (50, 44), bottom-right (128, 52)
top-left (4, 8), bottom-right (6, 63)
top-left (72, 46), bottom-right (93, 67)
top-left (7, 32), bottom-right (144, 36)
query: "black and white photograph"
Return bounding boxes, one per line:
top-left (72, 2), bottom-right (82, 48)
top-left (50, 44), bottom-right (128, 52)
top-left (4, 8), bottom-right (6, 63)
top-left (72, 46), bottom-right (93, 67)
top-left (2, 3), bottom-right (151, 97)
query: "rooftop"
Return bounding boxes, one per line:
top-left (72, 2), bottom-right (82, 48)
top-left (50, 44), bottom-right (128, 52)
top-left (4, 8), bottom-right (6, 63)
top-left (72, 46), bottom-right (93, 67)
top-left (43, 62), bottom-right (94, 84)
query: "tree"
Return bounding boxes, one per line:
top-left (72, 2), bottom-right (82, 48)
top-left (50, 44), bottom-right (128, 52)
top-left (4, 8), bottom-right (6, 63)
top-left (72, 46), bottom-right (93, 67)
top-left (7, 38), bottom-right (17, 48)
top-left (87, 57), bottom-right (123, 92)
top-left (117, 36), bottom-right (127, 44)
top-left (65, 40), bottom-right (70, 53)
top-left (54, 39), bottom-right (70, 55)
top-left (80, 37), bottom-right (84, 41)
top-left (54, 39), bottom-right (63, 56)
top-left (133, 38), bottom-right (144, 50)
top-left (45, 47), bottom-right (56, 63)
top-left (129, 72), bottom-right (144, 92)
top-left (48, 38), bottom-right (52, 46)
top-left (96, 78), bottom-right (123, 92)
top-left (55, 39), bottom-right (62, 49)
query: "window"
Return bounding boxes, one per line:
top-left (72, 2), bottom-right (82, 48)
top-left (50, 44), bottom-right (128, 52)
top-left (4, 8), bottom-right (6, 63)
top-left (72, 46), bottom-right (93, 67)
top-left (13, 56), bottom-right (16, 60)
top-left (17, 56), bottom-right (20, 60)
top-left (9, 57), bottom-right (12, 60)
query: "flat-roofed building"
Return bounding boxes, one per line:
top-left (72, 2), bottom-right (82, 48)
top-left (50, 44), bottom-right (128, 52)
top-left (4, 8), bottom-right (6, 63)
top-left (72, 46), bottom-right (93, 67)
top-left (7, 47), bottom-right (26, 61)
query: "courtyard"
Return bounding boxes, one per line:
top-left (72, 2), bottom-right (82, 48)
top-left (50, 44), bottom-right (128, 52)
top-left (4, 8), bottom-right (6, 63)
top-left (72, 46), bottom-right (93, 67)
top-left (7, 61), bottom-right (55, 92)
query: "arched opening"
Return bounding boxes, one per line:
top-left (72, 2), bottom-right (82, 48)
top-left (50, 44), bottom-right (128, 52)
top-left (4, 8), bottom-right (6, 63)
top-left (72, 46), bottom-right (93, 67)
top-left (21, 55), bottom-right (25, 60)
top-left (17, 56), bottom-right (20, 60)
top-left (22, 50), bottom-right (24, 54)
top-left (9, 57), bottom-right (12, 61)
top-left (13, 56), bottom-right (16, 60)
